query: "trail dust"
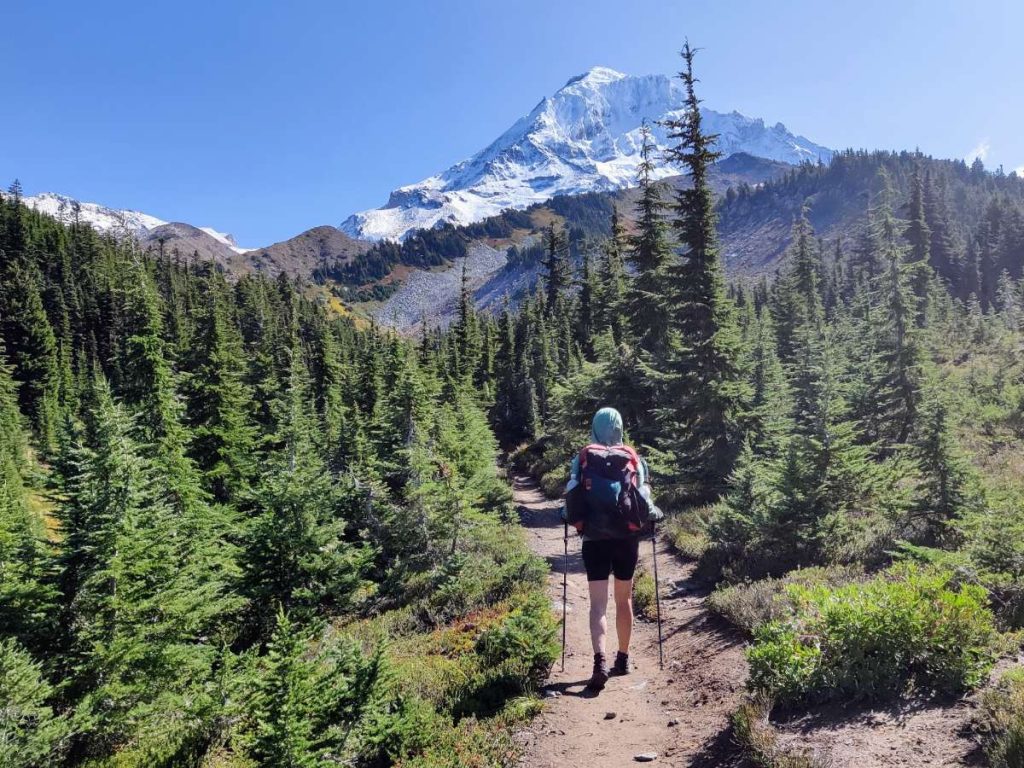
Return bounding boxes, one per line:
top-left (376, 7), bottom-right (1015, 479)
top-left (512, 475), bottom-right (747, 767)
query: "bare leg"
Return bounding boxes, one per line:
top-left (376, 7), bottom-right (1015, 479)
top-left (588, 580), bottom-right (609, 655)
top-left (613, 577), bottom-right (634, 654)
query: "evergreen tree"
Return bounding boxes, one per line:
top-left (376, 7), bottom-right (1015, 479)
top-left (0, 639), bottom-right (70, 768)
top-left (61, 377), bottom-right (242, 756)
top-left (0, 349), bottom-right (56, 651)
top-left (182, 285), bottom-right (258, 503)
top-left (624, 121), bottom-right (673, 359)
top-left (596, 208), bottom-right (628, 344)
top-left (658, 43), bottom-right (747, 501)
top-left (576, 248), bottom-right (598, 360)
top-left (541, 224), bottom-right (571, 311)
top-left (243, 343), bottom-right (363, 633)
top-left (245, 609), bottom-right (384, 768)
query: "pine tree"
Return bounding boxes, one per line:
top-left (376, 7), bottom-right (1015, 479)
top-left (771, 213), bottom-right (824, 366)
top-left (245, 609), bottom-right (384, 767)
top-left (0, 639), bottom-right (70, 768)
top-left (908, 391), bottom-right (982, 547)
top-left (624, 121), bottom-right (673, 359)
top-left (596, 209), bottom-right (628, 344)
top-left (542, 224), bottom-right (570, 311)
top-left (182, 285), bottom-right (258, 503)
top-left (61, 376), bottom-right (242, 755)
top-left (0, 349), bottom-right (57, 651)
top-left (0, 258), bottom-right (62, 446)
top-left (243, 342), bottom-right (363, 633)
top-left (576, 248), bottom-right (598, 360)
top-left (658, 42), bottom-right (747, 501)
top-left (864, 194), bottom-right (925, 450)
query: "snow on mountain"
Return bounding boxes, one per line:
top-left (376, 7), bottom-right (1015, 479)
top-left (23, 192), bottom-right (252, 253)
top-left (24, 192), bottom-right (168, 236)
top-left (199, 227), bottom-right (253, 254)
top-left (341, 66), bottom-right (833, 241)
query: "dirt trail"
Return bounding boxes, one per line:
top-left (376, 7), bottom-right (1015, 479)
top-left (512, 475), bottom-right (747, 767)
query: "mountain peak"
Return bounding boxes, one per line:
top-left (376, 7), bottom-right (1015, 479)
top-left (22, 192), bottom-right (253, 253)
top-left (341, 69), bottom-right (833, 241)
top-left (561, 66), bottom-right (627, 88)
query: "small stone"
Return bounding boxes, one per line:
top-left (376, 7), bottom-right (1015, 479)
top-left (668, 718), bottom-right (680, 727)
top-left (604, 711), bottom-right (617, 720)
top-left (544, 689), bottom-right (561, 698)
top-left (634, 753), bottom-right (658, 762)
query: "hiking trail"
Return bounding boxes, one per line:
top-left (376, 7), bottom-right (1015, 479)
top-left (512, 473), bottom-right (989, 767)
top-left (512, 474), bottom-right (747, 766)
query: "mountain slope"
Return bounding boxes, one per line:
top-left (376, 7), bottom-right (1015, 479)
top-left (242, 225), bottom-right (371, 279)
top-left (139, 223), bottom-right (243, 269)
top-left (341, 66), bottom-right (832, 241)
top-left (23, 192), bottom-right (252, 253)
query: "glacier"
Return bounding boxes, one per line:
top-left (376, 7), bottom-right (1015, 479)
top-left (341, 66), bottom-right (832, 241)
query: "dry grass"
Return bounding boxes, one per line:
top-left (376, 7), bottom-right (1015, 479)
top-left (732, 697), bottom-right (830, 768)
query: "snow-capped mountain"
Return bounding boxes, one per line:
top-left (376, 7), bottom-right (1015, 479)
top-left (341, 66), bottom-right (832, 241)
top-left (22, 192), bottom-right (252, 253)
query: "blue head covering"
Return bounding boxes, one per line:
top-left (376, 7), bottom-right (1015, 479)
top-left (591, 407), bottom-right (623, 446)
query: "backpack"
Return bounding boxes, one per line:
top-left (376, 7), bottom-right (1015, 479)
top-left (564, 443), bottom-right (651, 539)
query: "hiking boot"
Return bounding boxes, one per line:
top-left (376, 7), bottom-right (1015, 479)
top-left (611, 651), bottom-right (630, 676)
top-left (587, 653), bottom-right (609, 691)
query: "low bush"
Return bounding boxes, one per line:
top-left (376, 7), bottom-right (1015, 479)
top-left (632, 564), bottom-right (657, 620)
top-left (475, 591), bottom-right (559, 688)
top-left (709, 566), bottom-right (863, 635)
top-left (975, 667), bottom-right (1024, 768)
top-left (747, 566), bottom-right (999, 706)
top-left (663, 505), bottom-right (713, 560)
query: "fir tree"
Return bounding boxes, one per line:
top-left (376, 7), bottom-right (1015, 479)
top-left (624, 120), bottom-right (673, 359)
top-left (596, 208), bottom-right (628, 344)
top-left (542, 224), bottom-right (571, 311)
top-left (658, 42), bottom-right (747, 501)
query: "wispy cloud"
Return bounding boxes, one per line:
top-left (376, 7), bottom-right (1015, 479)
top-left (966, 139), bottom-right (990, 164)
top-left (1015, 165), bottom-right (1024, 178)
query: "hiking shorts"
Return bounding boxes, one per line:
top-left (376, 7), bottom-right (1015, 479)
top-left (581, 537), bottom-right (640, 582)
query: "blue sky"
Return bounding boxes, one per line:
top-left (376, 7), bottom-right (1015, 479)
top-left (2, 0), bottom-right (1021, 246)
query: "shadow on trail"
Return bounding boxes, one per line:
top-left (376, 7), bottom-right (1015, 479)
top-left (685, 724), bottom-right (746, 768)
top-left (544, 551), bottom-right (586, 575)
top-left (661, 610), bottom-right (744, 657)
top-left (544, 679), bottom-right (601, 699)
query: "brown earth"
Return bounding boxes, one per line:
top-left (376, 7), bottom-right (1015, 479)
top-left (511, 473), bottom-right (995, 767)
top-left (512, 475), bottom-right (748, 767)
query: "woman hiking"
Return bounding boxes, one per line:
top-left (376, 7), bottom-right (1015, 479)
top-left (563, 407), bottom-right (662, 691)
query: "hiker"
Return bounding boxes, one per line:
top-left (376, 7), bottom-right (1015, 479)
top-left (563, 407), bottom-right (662, 691)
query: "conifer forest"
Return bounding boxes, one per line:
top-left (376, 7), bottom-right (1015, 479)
top-left (5, 39), bottom-right (1024, 768)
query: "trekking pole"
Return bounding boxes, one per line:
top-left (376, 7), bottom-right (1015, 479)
top-left (651, 521), bottom-right (664, 670)
top-left (561, 521), bottom-right (569, 672)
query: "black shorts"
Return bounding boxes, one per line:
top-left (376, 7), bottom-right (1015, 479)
top-left (582, 537), bottom-right (640, 582)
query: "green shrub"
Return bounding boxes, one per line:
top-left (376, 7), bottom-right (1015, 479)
top-left (475, 592), bottom-right (559, 688)
top-left (633, 565), bottom-right (657, 620)
top-left (709, 566), bottom-right (863, 635)
top-left (975, 667), bottom-right (1024, 768)
top-left (663, 505), bottom-right (713, 560)
top-left (539, 468), bottom-right (566, 499)
top-left (747, 566), bottom-right (999, 706)
top-left (0, 639), bottom-right (69, 768)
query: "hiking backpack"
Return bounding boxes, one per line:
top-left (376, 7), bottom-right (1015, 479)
top-left (564, 443), bottom-right (651, 538)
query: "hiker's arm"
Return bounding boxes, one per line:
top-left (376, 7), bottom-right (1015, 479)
top-left (639, 458), bottom-right (664, 521)
top-left (560, 455), bottom-right (581, 522)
